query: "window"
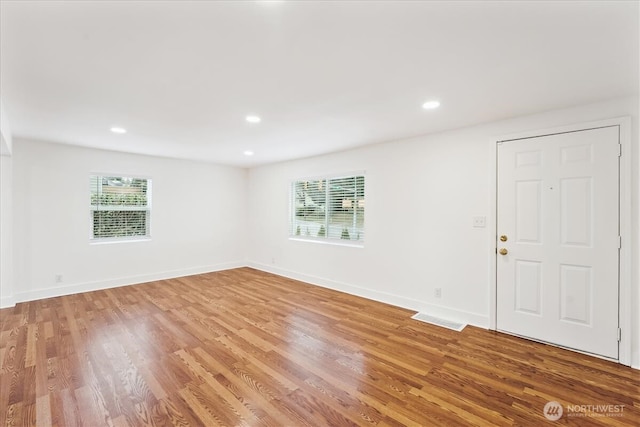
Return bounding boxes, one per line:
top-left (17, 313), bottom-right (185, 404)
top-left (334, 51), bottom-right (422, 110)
top-left (90, 175), bottom-right (151, 241)
top-left (291, 174), bottom-right (365, 243)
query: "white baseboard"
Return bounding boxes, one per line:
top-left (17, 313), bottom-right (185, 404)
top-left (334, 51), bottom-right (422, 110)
top-left (414, 302), bottom-right (489, 329)
top-left (12, 261), bottom-right (246, 304)
top-left (248, 262), bottom-right (489, 329)
top-left (0, 295), bottom-right (15, 309)
top-left (5, 261), bottom-right (634, 368)
top-left (2, 261), bottom-right (490, 329)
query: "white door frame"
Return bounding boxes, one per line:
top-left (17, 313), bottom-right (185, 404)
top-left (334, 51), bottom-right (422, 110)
top-left (488, 117), bottom-right (632, 366)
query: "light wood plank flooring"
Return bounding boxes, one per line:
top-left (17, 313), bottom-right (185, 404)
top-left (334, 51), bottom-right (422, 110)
top-left (1, 267), bottom-right (638, 426)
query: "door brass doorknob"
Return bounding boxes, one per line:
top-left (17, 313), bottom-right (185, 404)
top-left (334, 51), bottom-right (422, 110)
top-left (499, 248), bottom-right (508, 255)
top-left (500, 235), bottom-right (508, 242)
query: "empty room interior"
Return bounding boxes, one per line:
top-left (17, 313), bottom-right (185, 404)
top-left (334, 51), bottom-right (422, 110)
top-left (0, 1), bottom-right (639, 426)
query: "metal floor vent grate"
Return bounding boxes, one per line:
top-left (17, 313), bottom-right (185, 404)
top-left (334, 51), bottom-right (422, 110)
top-left (411, 313), bottom-right (466, 332)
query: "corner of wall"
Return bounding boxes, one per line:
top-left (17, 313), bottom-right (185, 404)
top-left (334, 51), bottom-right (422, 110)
top-left (0, 296), bottom-right (15, 310)
top-left (248, 261), bottom-right (490, 329)
top-left (12, 260), bottom-right (247, 304)
top-left (0, 98), bottom-right (13, 155)
top-left (0, 154), bottom-right (14, 308)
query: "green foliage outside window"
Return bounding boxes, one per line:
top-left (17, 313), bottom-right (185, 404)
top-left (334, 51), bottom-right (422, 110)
top-left (93, 211), bottom-right (148, 238)
top-left (90, 193), bottom-right (147, 206)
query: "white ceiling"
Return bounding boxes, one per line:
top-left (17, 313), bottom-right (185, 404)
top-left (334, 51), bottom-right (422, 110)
top-left (1, 1), bottom-right (638, 167)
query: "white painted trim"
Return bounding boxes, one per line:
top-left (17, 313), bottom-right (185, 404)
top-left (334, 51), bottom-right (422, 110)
top-left (495, 117), bottom-right (629, 143)
top-left (0, 98), bottom-right (13, 155)
top-left (490, 116), bottom-right (633, 367)
top-left (488, 134), bottom-right (498, 330)
top-left (89, 237), bottom-right (152, 245)
top-left (248, 261), bottom-right (489, 328)
top-left (288, 237), bottom-right (364, 248)
top-left (0, 296), bottom-right (15, 309)
top-left (617, 117), bottom-right (632, 367)
top-left (12, 261), bottom-right (245, 304)
top-left (5, 259), bottom-right (492, 329)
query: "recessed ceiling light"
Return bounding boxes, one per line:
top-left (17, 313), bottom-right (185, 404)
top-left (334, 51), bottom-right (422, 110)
top-left (422, 100), bottom-right (441, 110)
top-left (245, 115), bottom-right (261, 123)
top-left (110, 126), bottom-right (127, 134)
top-left (243, 150), bottom-right (254, 156)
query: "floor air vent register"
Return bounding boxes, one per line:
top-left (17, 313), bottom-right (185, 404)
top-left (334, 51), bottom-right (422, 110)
top-left (411, 313), bottom-right (467, 332)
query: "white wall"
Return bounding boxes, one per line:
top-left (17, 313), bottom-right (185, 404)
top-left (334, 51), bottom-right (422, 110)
top-left (0, 97), bottom-right (14, 308)
top-left (0, 98), bottom-right (13, 155)
top-left (0, 155), bottom-right (13, 308)
top-left (11, 139), bottom-right (248, 302)
top-left (247, 96), bottom-right (639, 367)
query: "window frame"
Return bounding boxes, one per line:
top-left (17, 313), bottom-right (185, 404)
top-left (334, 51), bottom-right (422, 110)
top-left (89, 174), bottom-right (153, 244)
top-left (289, 172), bottom-right (365, 246)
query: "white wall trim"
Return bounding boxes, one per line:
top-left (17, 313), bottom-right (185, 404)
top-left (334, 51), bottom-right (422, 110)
top-left (0, 296), bottom-right (16, 309)
top-left (617, 116), bottom-right (633, 368)
top-left (248, 261), bottom-right (489, 328)
top-left (489, 116), bottom-right (633, 367)
top-left (12, 261), bottom-right (246, 304)
top-left (5, 259), bottom-right (492, 329)
top-left (0, 98), bottom-right (13, 155)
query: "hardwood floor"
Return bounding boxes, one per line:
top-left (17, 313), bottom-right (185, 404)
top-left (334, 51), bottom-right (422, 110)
top-left (0, 268), bottom-right (638, 426)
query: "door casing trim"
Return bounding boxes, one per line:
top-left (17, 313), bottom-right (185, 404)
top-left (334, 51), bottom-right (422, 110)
top-left (488, 116), bottom-right (632, 366)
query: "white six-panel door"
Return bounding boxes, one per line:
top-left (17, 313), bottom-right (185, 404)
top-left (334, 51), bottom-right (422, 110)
top-left (496, 126), bottom-right (620, 359)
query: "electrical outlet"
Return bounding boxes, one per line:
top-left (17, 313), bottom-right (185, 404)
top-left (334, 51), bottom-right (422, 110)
top-left (435, 288), bottom-right (442, 298)
top-left (473, 216), bottom-right (486, 228)
top-left (55, 274), bottom-right (63, 283)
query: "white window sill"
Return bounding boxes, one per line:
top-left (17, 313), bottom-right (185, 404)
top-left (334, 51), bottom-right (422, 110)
top-left (288, 237), bottom-right (364, 248)
top-left (90, 237), bottom-right (152, 245)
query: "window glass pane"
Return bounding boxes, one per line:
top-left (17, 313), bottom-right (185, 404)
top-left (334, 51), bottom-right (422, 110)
top-left (93, 211), bottom-right (148, 238)
top-left (328, 176), bottom-right (365, 241)
top-left (90, 175), bottom-right (150, 240)
top-left (92, 176), bottom-right (148, 207)
top-left (292, 179), bottom-right (327, 237)
top-left (290, 174), bottom-right (364, 243)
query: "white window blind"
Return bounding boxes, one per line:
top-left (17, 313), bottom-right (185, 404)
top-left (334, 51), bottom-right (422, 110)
top-left (90, 175), bottom-right (151, 241)
top-left (291, 174), bottom-right (365, 243)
